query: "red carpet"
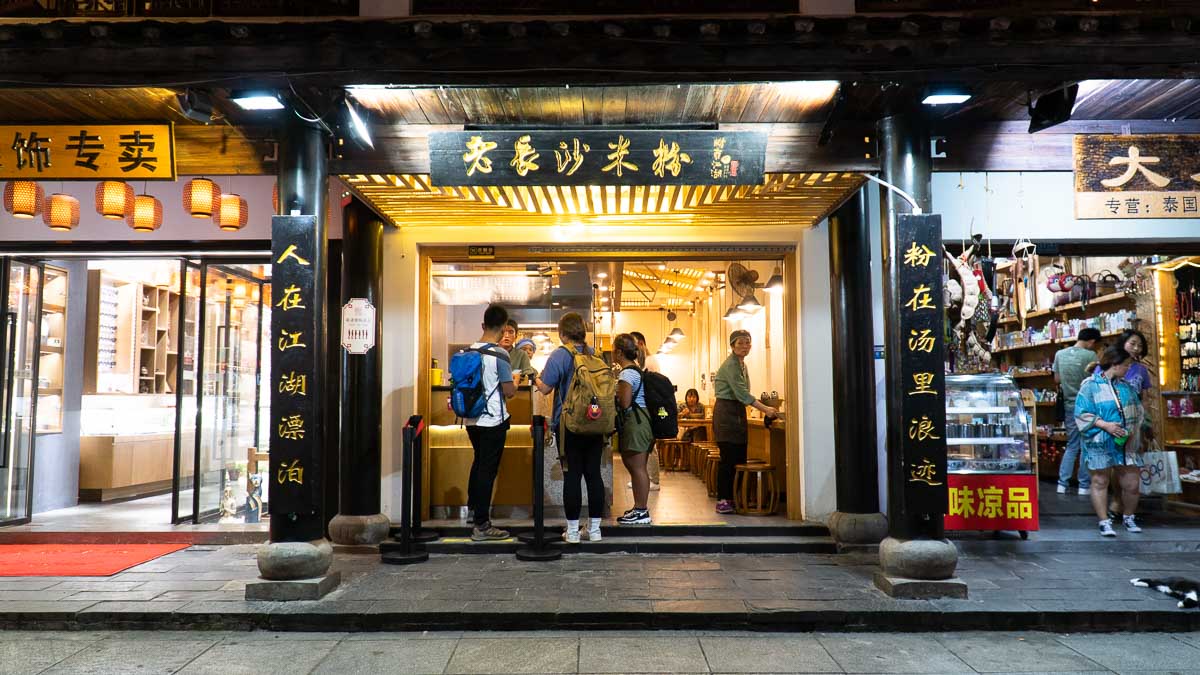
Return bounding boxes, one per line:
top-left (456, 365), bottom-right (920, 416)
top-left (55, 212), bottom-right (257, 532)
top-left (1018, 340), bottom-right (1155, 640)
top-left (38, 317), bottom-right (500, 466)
top-left (0, 543), bottom-right (190, 576)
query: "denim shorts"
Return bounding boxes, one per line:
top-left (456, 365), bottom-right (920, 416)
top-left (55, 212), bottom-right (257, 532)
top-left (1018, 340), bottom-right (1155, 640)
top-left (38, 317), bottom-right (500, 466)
top-left (1083, 444), bottom-right (1144, 472)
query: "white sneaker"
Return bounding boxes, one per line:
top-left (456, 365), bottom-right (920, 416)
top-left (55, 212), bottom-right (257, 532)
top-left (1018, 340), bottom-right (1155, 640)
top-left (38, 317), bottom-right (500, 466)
top-left (1078, 487), bottom-right (1090, 495)
top-left (1098, 519), bottom-right (1117, 537)
top-left (564, 520), bottom-right (580, 544)
top-left (649, 482), bottom-right (661, 492)
top-left (584, 518), bottom-right (603, 542)
top-left (1123, 515), bottom-right (1142, 533)
top-left (1056, 484), bottom-right (1067, 494)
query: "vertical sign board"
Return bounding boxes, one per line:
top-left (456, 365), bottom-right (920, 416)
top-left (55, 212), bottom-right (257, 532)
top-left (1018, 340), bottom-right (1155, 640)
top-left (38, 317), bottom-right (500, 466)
top-left (270, 215), bottom-right (322, 540)
top-left (895, 214), bottom-right (948, 518)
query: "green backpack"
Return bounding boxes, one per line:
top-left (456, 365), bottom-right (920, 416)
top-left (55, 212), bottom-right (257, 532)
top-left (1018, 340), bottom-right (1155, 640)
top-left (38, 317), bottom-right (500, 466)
top-left (560, 344), bottom-right (617, 436)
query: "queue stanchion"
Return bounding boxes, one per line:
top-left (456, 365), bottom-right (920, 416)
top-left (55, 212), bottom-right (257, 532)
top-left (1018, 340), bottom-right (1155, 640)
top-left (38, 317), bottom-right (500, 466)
top-left (382, 415), bottom-right (429, 565)
top-left (409, 413), bottom-right (439, 543)
top-left (516, 415), bottom-right (561, 561)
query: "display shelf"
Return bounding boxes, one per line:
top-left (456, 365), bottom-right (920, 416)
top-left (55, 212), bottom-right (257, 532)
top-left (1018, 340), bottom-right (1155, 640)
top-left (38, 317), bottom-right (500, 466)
top-left (1012, 371), bottom-right (1054, 379)
top-left (947, 406), bottom-right (1011, 414)
top-left (994, 330), bottom-right (1131, 354)
top-left (1162, 391), bottom-right (1200, 396)
top-left (36, 265), bottom-right (69, 434)
top-left (945, 374), bottom-right (1035, 473)
top-left (947, 438), bottom-right (1024, 446)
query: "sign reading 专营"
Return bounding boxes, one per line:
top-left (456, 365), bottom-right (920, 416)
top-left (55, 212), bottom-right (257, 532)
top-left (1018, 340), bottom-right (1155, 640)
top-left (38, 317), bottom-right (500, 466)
top-left (0, 124), bottom-right (176, 180)
top-left (1075, 134), bottom-right (1200, 219)
top-left (944, 473), bottom-right (1039, 532)
top-left (341, 297), bottom-right (376, 355)
top-left (429, 130), bottom-right (767, 187)
top-left (896, 215), bottom-right (948, 517)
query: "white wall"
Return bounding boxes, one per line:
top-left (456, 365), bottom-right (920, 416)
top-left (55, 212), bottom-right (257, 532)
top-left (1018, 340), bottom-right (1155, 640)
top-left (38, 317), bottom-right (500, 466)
top-left (935, 172), bottom-right (1200, 242)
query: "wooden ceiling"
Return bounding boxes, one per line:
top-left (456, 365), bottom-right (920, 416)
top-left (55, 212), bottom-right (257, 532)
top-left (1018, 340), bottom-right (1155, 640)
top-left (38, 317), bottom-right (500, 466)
top-left (341, 171), bottom-right (864, 228)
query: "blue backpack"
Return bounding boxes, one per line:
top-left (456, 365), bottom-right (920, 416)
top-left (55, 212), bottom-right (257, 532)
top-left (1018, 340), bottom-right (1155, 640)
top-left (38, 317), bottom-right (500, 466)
top-left (448, 344), bottom-right (509, 420)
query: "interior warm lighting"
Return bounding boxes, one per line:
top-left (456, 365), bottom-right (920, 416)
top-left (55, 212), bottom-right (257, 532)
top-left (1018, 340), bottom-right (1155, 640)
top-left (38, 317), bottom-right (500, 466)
top-left (216, 194), bottom-right (249, 231)
top-left (127, 194), bottom-right (163, 233)
top-left (95, 181), bottom-right (134, 219)
top-left (4, 180), bottom-right (43, 219)
top-left (764, 268), bottom-right (784, 294)
top-left (1154, 271), bottom-right (1167, 388)
top-left (668, 327), bottom-right (685, 341)
top-left (43, 193), bottom-right (80, 231)
top-left (183, 178), bottom-right (221, 219)
top-left (723, 307), bottom-right (746, 322)
top-left (596, 272), bottom-right (608, 279)
top-left (738, 293), bottom-right (762, 313)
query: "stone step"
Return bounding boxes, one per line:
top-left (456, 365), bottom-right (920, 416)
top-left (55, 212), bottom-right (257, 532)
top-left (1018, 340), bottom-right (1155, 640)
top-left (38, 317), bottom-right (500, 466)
top-left (390, 523), bottom-right (831, 539)
top-left (381, 535), bottom-right (837, 555)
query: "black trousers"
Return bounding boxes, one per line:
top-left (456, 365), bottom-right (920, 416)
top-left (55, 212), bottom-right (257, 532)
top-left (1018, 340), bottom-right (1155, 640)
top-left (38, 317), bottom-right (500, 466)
top-left (560, 427), bottom-right (605, 521)
top-left (717, 441), bottom-right (748, 502)
top-left (466, 421), bottom-right (509, 526)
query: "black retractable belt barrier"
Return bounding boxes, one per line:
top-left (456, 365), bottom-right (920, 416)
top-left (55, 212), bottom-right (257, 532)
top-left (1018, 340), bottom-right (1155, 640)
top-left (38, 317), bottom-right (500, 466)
top-left (381, 415), bottom-right (429, 565)
top-left (516, 415), bottom-right (562, 561)
top-left (409, 416), bottom-right (440, 543)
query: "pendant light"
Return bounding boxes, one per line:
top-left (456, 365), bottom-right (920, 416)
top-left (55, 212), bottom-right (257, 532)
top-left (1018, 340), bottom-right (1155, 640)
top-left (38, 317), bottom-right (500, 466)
top-left (668, 327), bottom-right (685, 341)
top-left (738, 292), bottom-right (762, 313)
top-left (216, 193), bottom-right (249, 231)
top-left (43, 192), bottom-right (80, 232)
top-left (127, 189), bottom-right (163, 233)
top-left (723, 307), bottom-right (746, 322)
top-left (4, 180), bottom-right (43, 219)
top-left (764, 267), bottom-right (784, 294)
top-left (183, 177), bottom-right (221, 219)
top-left (95, 181), bottom-right (134, 219)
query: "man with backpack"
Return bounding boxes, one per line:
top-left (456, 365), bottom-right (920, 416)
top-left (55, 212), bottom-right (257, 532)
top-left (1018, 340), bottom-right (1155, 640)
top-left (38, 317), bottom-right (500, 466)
top-left (533, 312), bottom-right (615, 543)
top-left (450, 303), bottom-right (516, 542)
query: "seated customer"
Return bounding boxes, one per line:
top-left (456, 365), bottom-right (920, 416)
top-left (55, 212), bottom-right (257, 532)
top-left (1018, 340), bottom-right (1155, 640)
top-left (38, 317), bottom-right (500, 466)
top-left (679, 388), bottom-right (707, 442)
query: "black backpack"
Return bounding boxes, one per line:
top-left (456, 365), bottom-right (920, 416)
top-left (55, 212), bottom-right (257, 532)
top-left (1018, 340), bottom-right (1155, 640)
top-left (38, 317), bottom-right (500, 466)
top-left (625, 366), bottom-right (679, 439)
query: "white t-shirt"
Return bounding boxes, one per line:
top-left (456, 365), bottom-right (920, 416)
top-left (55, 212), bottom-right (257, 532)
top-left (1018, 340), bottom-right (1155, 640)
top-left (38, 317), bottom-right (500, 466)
top-left (643, 353), bottom-right (661, 373)
top-left (466, 342), bottom-right (511, 428)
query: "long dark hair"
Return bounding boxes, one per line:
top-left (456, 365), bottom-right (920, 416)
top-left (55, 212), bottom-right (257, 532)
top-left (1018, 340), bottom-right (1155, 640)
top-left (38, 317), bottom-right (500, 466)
top-left (1098, 345), bottom-right (1133, 372)
top-left (685, 388), bottom-right (700, 405)
top-left (1118, 329), bottom-right (1148, 359)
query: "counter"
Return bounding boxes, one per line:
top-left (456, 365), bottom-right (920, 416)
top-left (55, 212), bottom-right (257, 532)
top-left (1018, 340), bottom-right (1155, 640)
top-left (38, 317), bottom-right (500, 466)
top-left (79, 430), bottom-right (195, 502)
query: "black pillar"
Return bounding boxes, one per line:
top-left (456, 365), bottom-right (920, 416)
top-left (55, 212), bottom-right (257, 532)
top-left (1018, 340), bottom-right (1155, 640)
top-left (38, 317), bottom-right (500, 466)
top-left (878, 112), bottom-right (939, 542)
top-left (338, 199), bottom-right (384, 518)
top-left (829, 187), bottom-right (879, 515)
top-left (259, 116), bottom-right (332, 582)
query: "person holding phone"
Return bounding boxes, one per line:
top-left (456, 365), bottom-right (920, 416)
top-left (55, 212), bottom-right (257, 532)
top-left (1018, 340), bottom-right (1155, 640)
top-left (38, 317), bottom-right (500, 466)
top-left (1075, 345), bottom-right (1150, 537)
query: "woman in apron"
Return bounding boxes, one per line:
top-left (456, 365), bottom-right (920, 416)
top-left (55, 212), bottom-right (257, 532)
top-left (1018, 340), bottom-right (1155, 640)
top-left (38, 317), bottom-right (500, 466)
top-left (712, 329), bottom-right (778, 515)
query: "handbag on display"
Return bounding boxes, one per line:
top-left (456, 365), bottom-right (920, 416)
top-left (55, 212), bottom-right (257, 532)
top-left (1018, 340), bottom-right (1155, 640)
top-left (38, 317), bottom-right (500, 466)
top-left (1094, 271), bottom-right (1121, 296)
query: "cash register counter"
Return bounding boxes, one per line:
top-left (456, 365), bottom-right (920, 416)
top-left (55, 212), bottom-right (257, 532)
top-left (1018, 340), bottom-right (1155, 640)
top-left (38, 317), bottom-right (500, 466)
top-left (427, 385), bottom-right (613, 518)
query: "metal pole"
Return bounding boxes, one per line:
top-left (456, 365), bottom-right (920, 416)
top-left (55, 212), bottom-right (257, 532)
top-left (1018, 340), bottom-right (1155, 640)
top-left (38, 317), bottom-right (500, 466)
top-left (382, 415), bottom-right (428, 564)
top-left (410, 413), bottom-right (439, 543)
top-left (517, 415), bottom-right (561, 561)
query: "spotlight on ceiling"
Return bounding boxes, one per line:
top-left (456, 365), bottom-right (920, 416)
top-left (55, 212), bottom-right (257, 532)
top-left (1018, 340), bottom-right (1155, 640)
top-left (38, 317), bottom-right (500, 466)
top-left (1028, 83), bottom-right (1080, 134)
top-left (177, 89), bottom-right (216, 124)
top-left (343, 95), bottom-right (374, 149)
top-left (229, 91), bottom-right (285, 111)
top-left (922, 87), bottom-right (972, 106)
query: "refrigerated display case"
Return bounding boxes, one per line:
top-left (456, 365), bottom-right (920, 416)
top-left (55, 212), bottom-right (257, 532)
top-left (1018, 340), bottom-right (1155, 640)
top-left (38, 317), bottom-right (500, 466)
top-left (945, 373), bottom-right (1040, 536)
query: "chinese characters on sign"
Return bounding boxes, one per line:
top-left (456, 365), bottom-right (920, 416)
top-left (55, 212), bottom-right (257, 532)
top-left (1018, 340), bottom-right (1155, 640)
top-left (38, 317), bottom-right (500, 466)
top-left (269, 215), bottom-right (322, 528)
top-left (429, 130), bottom-right (767, 187)
top-left (1074, 134), bottom-right (1200, 219)
top-left (944, 474), bottom-right (1040, 531)
top-left (895, 214), bottom-right (948, 517)
top-left (0, 124), bottom-right (176, 180)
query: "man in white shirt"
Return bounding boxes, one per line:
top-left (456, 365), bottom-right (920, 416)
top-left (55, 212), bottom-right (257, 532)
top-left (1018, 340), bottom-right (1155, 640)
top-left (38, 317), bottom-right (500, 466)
top-left (465, 304), bottom-right (516, 541)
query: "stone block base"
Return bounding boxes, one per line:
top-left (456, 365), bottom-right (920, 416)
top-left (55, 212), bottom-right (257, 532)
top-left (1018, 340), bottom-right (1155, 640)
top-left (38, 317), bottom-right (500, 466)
top-left (246, 571), bottom-right (342, 601)
top-left (873, 572), bottom-right (968, 599)
top-left (828, 511), bottom-right (888, 546)
top-left (329, 513), bottom-right (390, 546)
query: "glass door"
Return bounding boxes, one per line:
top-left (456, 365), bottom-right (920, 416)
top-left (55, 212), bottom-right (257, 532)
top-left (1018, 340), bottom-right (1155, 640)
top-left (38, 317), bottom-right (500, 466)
top-left (172, 261), bottom-right (201, 524)
top-left (0, 260), bottom-right (43, 526)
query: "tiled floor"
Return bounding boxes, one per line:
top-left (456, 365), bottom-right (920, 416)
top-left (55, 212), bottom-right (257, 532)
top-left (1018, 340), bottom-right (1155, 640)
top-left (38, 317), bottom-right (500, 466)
top-left (1, 629), bottom-right (1199, 674)
top-left (5, 493), bottom-right (267, 536)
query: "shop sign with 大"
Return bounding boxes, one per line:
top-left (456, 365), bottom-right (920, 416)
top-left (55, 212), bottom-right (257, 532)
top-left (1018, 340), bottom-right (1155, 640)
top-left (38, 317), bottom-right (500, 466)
top-left (895, 215), bottom-right (948, 517)
top-left (0, 123), bottom-right (176, 180)
top-left (428, 130), bottom-right (767, 187)
top-left (1075, 134), bottom-right (1200, 219)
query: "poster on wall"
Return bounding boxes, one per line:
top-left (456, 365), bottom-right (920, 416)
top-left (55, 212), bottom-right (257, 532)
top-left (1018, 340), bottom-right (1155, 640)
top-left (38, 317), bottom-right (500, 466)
top-left (1075, 134), bottom-right (1200, 219)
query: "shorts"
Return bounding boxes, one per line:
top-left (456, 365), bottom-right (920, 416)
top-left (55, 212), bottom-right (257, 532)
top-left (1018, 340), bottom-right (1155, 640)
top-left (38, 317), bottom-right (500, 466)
top-left (619, 407), bottom-right (654, 454)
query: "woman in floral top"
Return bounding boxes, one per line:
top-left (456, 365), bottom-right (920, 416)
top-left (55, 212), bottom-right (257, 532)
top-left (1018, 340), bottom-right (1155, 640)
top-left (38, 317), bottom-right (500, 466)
top-left (1075, 346), bottom-right (1150, 537)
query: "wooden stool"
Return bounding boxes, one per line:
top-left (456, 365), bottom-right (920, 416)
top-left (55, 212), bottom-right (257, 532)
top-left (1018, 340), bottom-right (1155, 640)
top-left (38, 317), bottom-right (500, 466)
top-left (658, 440), bottom-right (689, 471)
top-left (692, 442), bottom-right (714, 478)
top-left (734, 463), bottom-right (779, 516)
top-left (703, 452), bottom-right (721, 497)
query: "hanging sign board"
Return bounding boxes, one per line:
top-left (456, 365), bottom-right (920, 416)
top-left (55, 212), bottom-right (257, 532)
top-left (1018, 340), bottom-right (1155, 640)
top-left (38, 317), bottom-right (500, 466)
top-left (269, 215), bottom-right (323, 536)
top-left (341, 297), bottom-right (376, 355)
top-left (1075, 134), bottom-right (1200, 219)
top-left (429, 130), bottom-right (766, 187)
top-left (944, 473), bottom-right (1039, 532)
top-left (0, 123), bottom-right (176, 180)
top-left (893, 214), bottom-right (948, 517)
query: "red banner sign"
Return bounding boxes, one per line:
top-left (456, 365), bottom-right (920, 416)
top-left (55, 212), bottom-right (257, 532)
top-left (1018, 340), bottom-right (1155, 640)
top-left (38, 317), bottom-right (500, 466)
top-left (944, 473), bottom-right (1039, 531)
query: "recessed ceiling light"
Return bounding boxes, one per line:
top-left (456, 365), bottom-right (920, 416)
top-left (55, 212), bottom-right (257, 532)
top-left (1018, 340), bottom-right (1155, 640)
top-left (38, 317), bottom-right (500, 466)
top-left (230, 91), bottom-right (284, 111)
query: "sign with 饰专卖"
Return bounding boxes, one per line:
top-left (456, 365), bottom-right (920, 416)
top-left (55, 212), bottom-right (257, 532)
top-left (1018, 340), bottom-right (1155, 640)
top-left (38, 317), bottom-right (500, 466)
top-left (944, 473), bottom-right (1039, 532)
top-left (429, 130), bottom-right (766, 187)
top-left (341, 297), bottom-right (376, 355)
top-left (1075, 134), bottom-right (1200, 219)
top-left (895, 215), bottom-right (948, 517)
top-left (0, 124), bottom-right (176, 180)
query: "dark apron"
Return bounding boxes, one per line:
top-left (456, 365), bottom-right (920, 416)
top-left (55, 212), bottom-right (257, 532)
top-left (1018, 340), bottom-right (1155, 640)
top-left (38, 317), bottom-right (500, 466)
top-left (713, 397), bottom-right (747, 445)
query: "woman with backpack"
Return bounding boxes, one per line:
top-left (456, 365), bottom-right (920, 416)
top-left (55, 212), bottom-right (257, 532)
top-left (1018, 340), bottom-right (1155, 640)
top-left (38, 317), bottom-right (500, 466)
top-left (534, 312), bottom-right (613, 543)
top-left (613, 333), bottom-right (653, 525)
top-left (713, 329), bottom-right (778, 515)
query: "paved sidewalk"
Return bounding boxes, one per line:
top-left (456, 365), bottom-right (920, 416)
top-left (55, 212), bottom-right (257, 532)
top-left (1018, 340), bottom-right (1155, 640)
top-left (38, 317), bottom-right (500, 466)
top-left (2, 629), bottom-right (1200, 673)
top-left (1, 543), bottom-right (1199, 632)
